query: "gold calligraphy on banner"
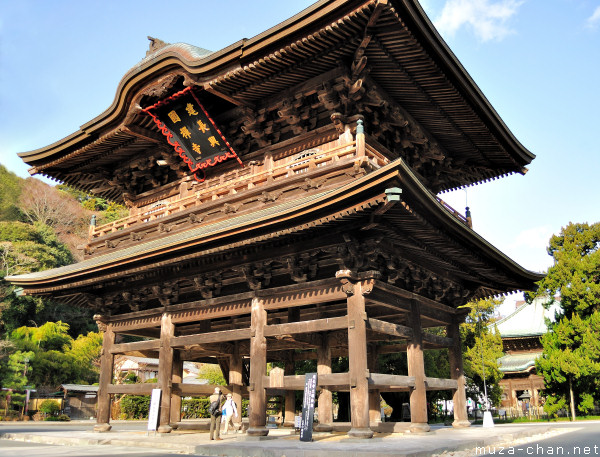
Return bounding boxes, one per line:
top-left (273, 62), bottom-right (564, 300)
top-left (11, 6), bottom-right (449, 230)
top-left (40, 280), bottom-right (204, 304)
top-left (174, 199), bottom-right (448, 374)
top-left (143, 87), bottom-right (242, 182)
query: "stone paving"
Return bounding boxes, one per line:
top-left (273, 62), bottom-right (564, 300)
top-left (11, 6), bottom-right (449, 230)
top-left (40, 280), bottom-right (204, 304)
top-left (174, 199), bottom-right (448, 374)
top-left (0, 421), bottom-right (563, 457)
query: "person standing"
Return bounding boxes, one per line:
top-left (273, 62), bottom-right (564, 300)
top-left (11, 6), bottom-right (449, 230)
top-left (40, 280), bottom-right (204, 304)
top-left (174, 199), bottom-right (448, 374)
top-left (209, 387), bottom-right (223, 440)
top-left (221, 393), bottom-right (239, 434)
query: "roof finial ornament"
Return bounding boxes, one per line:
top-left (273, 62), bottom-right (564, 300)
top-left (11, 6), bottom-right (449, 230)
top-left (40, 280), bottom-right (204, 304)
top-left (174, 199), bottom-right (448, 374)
top-left (146, 36), bottom-right (169, 56)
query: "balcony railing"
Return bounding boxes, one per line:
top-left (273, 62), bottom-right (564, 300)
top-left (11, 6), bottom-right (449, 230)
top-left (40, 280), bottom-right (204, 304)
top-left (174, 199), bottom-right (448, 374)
top-left (89, 139), bottom-right (469, 241)
top-left (90, 140), bottom-right (376, 239)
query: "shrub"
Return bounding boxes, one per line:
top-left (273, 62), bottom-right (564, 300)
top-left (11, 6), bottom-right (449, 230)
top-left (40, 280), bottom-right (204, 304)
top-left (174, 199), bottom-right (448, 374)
top-left (120, 395), bottom-right (151, 419)
top-left (181, 398), bottom-right (210, 419)
top-left (39, 399), bottom-right (60, 416)
top-left (45, 414), bottom-right (70, 421)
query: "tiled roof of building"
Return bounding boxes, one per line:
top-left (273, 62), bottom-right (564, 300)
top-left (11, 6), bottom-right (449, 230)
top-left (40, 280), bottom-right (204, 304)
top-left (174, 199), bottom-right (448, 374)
top-left (60, 384), bottom-right (99, 393)
top-left (497, 351), bottom-right (543, 373)
top-left (492, 296), bottom-right (560, 338)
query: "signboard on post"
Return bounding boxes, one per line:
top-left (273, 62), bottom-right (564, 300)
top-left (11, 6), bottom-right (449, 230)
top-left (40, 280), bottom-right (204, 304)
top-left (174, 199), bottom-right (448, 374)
top-left (147, 388), bottom-right (162, 432)
top-left (299, 372), bottom-right (318, 442)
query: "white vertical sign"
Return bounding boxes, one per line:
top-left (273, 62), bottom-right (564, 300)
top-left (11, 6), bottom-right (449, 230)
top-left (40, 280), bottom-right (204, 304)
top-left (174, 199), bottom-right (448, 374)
top-left (148, 388), bottom-right (162, 431)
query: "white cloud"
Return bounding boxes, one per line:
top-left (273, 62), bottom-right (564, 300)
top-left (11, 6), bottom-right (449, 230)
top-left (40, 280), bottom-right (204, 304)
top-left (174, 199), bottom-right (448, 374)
top-left (505, 225), bottom-right (555, 273)
top-left (433, 0), bottom-right (523, 42)
top-left (586, 6), bottom-right (600, 28)
top-left (510, 225), bottom-right (553, 251)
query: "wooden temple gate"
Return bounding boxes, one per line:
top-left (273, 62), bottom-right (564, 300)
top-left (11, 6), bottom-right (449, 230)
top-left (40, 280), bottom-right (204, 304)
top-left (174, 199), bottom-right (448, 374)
top-left (94, 274), bottom-right (471, 436)
top-left (8, 0), bottom-right (542, 440)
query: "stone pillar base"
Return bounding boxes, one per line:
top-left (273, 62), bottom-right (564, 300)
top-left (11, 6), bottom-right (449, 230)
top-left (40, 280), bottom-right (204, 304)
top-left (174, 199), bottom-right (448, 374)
top-left (170, 423), bottom-right (179, 430)
top-left (348, 427), bottom-right (374, 439)
top-left (314, 423), bottom-right (333, 432)
top-left (452, 419), bottom-right (471, 428)
top-left (157, 424), bottom-right (173, 433)
top-left (409, 422), bottom-right (431, 434)
top-left (93, 423), bottom-right (112, 433)
top-left (246, 426), bottom-right (269, 436)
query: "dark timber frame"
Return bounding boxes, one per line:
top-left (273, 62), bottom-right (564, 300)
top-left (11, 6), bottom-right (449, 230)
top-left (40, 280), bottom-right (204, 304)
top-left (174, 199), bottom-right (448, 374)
top-left (93, 275), bottom-right (470, 436)
top-left (8, 0), bottom-right (543, 440)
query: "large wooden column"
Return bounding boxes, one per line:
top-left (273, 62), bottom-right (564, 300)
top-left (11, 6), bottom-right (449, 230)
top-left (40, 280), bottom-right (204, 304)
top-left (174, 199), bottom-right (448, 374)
top-left (407, 299), bottom-right (430, 433)
top-left (283, 355), bottom-right (296, 427)
top-left (339, 271), bottom-right (373, 439)
top-left (315, 333), bottom-right (333, 432)
top-left (247, 297), bottom-right (268, 436)
top-left (170, 350), bottom-right (183, 427)
top-left (158, 313), bottom-right (175, 433)
top-left (368, 344), bottom-right (381, 425)
top-left (447, 316), bottom-right (470, 427)
top-left (94, 318), bottom-right (115, 432)
top-left (229, 342), bottom-right (243, 430)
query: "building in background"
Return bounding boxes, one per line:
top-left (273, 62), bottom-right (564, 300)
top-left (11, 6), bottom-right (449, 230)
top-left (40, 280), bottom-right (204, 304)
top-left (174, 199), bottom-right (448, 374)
top-left (494, 296), bottom-right (559, 415)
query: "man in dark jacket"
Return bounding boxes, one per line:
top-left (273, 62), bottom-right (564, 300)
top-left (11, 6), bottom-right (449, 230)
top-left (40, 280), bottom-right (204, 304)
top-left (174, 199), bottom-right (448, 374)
top-left (209, 387), bottom-right (223, 440)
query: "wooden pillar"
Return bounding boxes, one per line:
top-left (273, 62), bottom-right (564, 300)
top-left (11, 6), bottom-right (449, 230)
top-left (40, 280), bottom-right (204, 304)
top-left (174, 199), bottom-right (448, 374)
top-left (315, 333), bottom-right (333, 432)
top-left (169, 350), bottom-right (183, 427)
top-left (247, 297), bottom-right (268, 436)
top-left (368, 344), bottom-right (381, 424)
top-left (407, 299), bottom-right (430, 433)
top-left (447, 316), bottom-right (470, 427)
top-left (283, 355), bottom-right (296, 427)
top-left (94, 320), bottom-right (114, 432)
top-left (229, 342), bottom-right (243, 430)
top-left (339, 271), bottom-right (373, 439)
top-left (157, 313), bottom-right (174, 433)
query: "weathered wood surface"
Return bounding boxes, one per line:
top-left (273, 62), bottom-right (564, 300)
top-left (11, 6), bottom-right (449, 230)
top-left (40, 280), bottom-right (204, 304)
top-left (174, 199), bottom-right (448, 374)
top-left (158, 313), bottom-right (174, 431)
top-left (265, 372), bottom-right (350, 390)
top-left (171, 328), bottom-right (252, 347)
top-left (368, 373), bottom-right (415, 389)
top-left (424, 377), bottom-right (459, 390)
top-left (110, 339), bottom-right (161, 354)
top-left (96, 324), bottom-right (115, 428)
top-left (367, 317), bottom-right (413, 339)
top-left (407, 299), bottom-right (429, 431)
top-left (421, 332), bottom-right (453, 348)
top-left (248, 297), bottom-right (268, 436)
top-left (171, 383), bottom-right (249, 397)
top-left (264, 316), bottom-right (347, 337)
top-left (107, 383), bottom-right (158, 395)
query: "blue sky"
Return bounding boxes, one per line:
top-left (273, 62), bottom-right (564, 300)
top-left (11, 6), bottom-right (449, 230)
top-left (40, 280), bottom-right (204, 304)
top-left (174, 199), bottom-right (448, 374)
top-left (1, 0), bottom-right (599, 307)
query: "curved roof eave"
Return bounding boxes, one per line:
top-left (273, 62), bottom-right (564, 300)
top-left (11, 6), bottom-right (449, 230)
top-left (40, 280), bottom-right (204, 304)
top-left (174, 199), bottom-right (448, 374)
top-left (19, 0), bottom-right (534, 171)
top-left (395, 159), bottom-right (544, 286)
top-left (7, 158), bottom-right (543, 293)
top-left (17, 0), bottom-right (340, 166)
top-left (396, 0), bottom-right (535, 166)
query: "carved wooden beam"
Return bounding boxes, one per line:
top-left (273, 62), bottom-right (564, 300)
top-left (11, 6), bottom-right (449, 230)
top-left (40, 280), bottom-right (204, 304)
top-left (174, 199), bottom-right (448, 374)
top-left (366, 317), bottom-right (413, 339)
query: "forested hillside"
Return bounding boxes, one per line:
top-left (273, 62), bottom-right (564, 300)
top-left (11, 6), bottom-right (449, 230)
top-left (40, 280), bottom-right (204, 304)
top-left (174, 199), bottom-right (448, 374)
top-left (0, 165), bottom-right (127, 399)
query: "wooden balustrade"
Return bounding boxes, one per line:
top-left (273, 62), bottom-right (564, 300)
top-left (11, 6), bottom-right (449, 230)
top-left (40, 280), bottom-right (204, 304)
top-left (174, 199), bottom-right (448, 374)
top-left (90, 141), bottom-right (360, 239)
top-left (89, 142), bottom-right (470, 240)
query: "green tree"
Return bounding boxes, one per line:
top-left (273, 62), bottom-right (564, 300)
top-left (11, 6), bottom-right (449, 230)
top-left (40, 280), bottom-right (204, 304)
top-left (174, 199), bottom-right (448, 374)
top-left (5, 322), bottom-right (101, 388)
top-left (197, 363), bottom-right (226, 385)
top-left (0, 222), bottom-right (73, 333)
top-left (534, 222), bottom-right (600, 420)
top-left (461, 298), bottom-right (504, 408)
top-left (0, 165), bottom-right (24, 222)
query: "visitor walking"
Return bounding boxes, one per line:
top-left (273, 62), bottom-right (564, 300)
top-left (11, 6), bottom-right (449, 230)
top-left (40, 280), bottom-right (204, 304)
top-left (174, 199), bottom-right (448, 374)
top-left (209, 387), bottom-right (223, 440)
top-left (221, 393), bottom-right (239, 434)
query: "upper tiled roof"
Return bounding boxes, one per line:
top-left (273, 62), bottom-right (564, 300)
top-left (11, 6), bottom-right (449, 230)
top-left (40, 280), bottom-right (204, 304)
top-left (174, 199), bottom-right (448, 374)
top-left (493, 296), bottom-right (560, 338)
top-left (126, 42), bottom-right (212, 79)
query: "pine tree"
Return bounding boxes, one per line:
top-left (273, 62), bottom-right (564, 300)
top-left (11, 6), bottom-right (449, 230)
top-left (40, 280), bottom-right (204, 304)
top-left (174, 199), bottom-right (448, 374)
top-left (534, 222), bottom-right (600, 419)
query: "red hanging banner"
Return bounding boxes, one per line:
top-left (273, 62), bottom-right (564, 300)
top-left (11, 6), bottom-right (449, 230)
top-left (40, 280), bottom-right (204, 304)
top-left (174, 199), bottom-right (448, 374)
top-left (142, 86), bottom-right (242, 182)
